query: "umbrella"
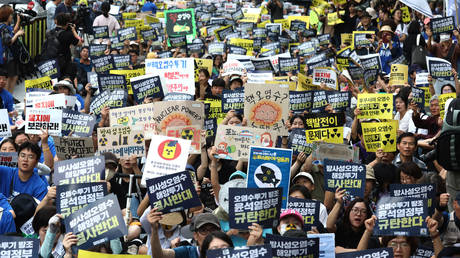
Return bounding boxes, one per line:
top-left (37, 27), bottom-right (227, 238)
top-left (400, 0), bottom-right (433, 18)
top-left (0, 0), bottom-right (29, 4)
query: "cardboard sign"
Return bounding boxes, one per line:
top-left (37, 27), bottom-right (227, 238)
top-left (24, 76), bottom-right (53, 92)
top-left (439, 92), bottom-right (457, 119)
top-left (426, 56), bottom-right (452, 80)
top-left (336, 248), bottom-right (394, 258)
top-left (37, 59), bottom-right (60, 79)
top-left (53, 136), bottom-right (95, 160)
top-left (390, 64), bottom-right (408, 86)
top-left (207, 245), bottom-right (272, 258)
top-left (244, 83), bottom-right (289, 136)
top-left (0, 109), bottom-right (11, 137)
top-left (286, 197), bottom-right (321, 231)
top-left (0, 152), bottom-right (17, 167)
top-left (152, 100), bottom-right (204, 131)
top-left (326, 91), bottom-right (351, 112)
top-left (362, 120), bottom-right (399, 152)
top-left (247, 147), bottom-right (292, 209)
top-left (352, 31), bottom-right (374, 48)
top-left (112, 55), bottom-right (131, 70)
top-left (56, 182), bottom-right (107, 218)
top-left (214, 125), bottom-right (278, 160)
top-left (265, 234), bottom-right (320, 258)
top-left (54, 156), bottom-right (105, 185)
top-left (289, 91), bottom-right (313, 114)
top-left (0, 236), bottom-right (39, 257)
top-left (312, 68), bottom-right (337, 90)
top-left (61, 109), bottom-right (96, 137)
top-left (324, 159), bottom-right (366, 197)
top-left (89, 89), bottom-right (127, 116)
top-left (118, 27), bottom-right (137, 41)
top-left (390, 183), bottom-right (436, 215)
top-left (221, 88), bottom-right (244, 114)
top-left (92, 55), bottom-right (115, 74)
top-left (146, 171), bottom-right (201, 213)
top-left (288, 128), bottom-right (313, 156)
top-left (130, 74), bottom-right (163, 103)
top-left (164, 8), bottom-right (197, 43)
top-left (25, 108), bottom-right (62, 136)
top-left (97, 74), bottom-right (126, 92)
top-left (357, 93), bottom-right (394, 120)
top-left (229, 187), bottom-right (282, 229)
top-left (304, 113), bottom-right (345, 144)
top-left (64, 194), bottom-right (127, 251)
top-left (109, 103), bottom-right (156, 138)
top-left (430, 16), bottom-right (455, 34)
top-left (165, 125), bottom-right (201, 154)
top-left (93, 26), bottom-right (109, 39)
top-left (145, 58), bottom-right (195, 95)
top-left (97, 126), bottom-right (145, 158)
top-left (142, 135), bottom-right (191, 185)
top-left (374, 196), bottom-right (428, 236)
top-left (359, 53), bottom-right (382, 71)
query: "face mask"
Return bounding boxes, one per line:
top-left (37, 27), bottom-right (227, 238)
top-left (279, 223), bottom-right (300, 235)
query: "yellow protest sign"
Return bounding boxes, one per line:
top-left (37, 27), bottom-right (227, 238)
top-left (420, 87), bottom-right (431, 107)
top-left (439, 92), bottom-right (457, 119)
top-left (389, 64), bottom-right (408, 86)
top-left (194, 58), bottom-right (213, 82)
top-left (287, 16), bottom-right (310, 29)
top-left (156, 12), bottom-right (164, 18)
top-left (327, 12), bottom-right (344, 26)
top-left (110, 68), bottom-right (145, 95)
top-left (79, 250), bottom-right (149, 258)
top-left (204, 98), bottom-right (225, 124)
top-left (362, 120), bottom-right (399, 152)
top-left (401, 6), bottom-right (411, 23)
top-left (274, 19), bottom-right (289, 30)
top-left (145, 15), bottom-right (159, 24)
top-left (122, 13), bottom-right (137, 19)
top-left (357, 93), bottom-right (394, 120)
top-left (241, 13), bottom-right (259, 23)
top-left (333, 0), bottom-right (346, 4)
top-left (229, 38), bottom-right (254, 52)
top-left (296, 73), bottom-right (318, 91)
top-left (25, 76), bottom-right (53, 92)
top-left (124, 19), bottom-right (143, 29)
top-left (341, 33), bottom-right (353, 46)
top-left (305, 113), bottom-right (344, 144)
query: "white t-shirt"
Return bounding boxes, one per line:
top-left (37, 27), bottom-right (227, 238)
top-left (92, 14), bottom-right (121, 36)
top-left (394, 109), bottom-right (416, 133)
top-left (46, 1), bottom-right (57, 31)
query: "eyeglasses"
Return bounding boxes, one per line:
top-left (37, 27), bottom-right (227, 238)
top-left (197, 226), bottom-right (219, 235)
top-left (351, 208), bottom-right (367, 215)
top-left (19, 153), bottom-right (36, 161)
top-left (388, 241), bottom-right (410, 249)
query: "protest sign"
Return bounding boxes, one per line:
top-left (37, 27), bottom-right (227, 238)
top-left (145, 58), bottom-right (195, 95)
top-left (286, 197), bottom-right (321, 231)
top-left (164, 8), bottom-right (197, 43)
top-left (92, 55), bottom-right (115, 74)
top-left (298, 41), bottom-right (316, 57)
top-left (165, 125), bottom-right (202, 154)
top-left (341, 33), bottom-right (353, 46)
top-left (390, 183), bottom-right (436, 215)
top-left (0, 152), bottom-right (17, 167)
top-left (93, 26), bottom-right (109, 39)
top-left (64, 194), bottom-right (127, 251)
top-left (142, 135), bottom-right (191, 185)
top-left (169, 35), bottom-right (187, 48)
top-left (118, 27), bottom-right (137, 41)
top-left (352, 31), bottom-right (374, 48)
top-left (29, 93), bottom-right (69, 109)
top-left (430, 16), bottom-right (455, 34)
top-left (374, 196), bottom-right (428, 236)
top-left (390, 64), bottom-right (408, 85)
top-left (411, 87), bottom-right (426, 111)
top-left (359, 53), bottom-right (382, 71)
top-left (304, 113), bottom-right (345, 144)
top-left (112, 55), bottom-right (131, 70)
top-left (221, 88), bottom-right (244, 114)
top-left (336, 248), bottom-right (394, 258)
top-left (426, 56), bottom-right (452, 80)
top-left (110, 68), bottom-right (145, 94)
top-left (247, 72), bottom-right (273, 83)
top-left (152, 100), bottom-right (204, 132)
top-left (278, 57), bottom-right (300, 74)
top-left (229, 187), bottom-right (282, 229)
top-left (288, 128), bottom-right (313, 156)
top-left (215, 25), bottom-right (234, 42)
top-left (25, 108), bottom-right (62, 136)
top-left (207, 245), bottom-right (272, 258)
top-left (97, 74), bottom-right (126, 92)
top-left (89, 44), bottom-right (107, 57)
top-left (244, 83), bottom-right (289, 136)
top-left (37, 59), bottom-right (60, 79)
top-left (412, 246), bottom-right (435, 258)
top-left (208, 42), bottom-right (226, 56)
top-left (324, 159), bottom-right (366, 197)
top-left (361, 120), bottom-right (399, 152)
top-left (97, 126), bottom-right (145, 158)
top-left (89, 89), bottom-right (127, 116)
top-left (252, 58), bottom-right (274, 71)
top-left (79, 250), bottom-right (149, 258)
top-left (24, 76), bottom-right (53, 92)
top-left (187, 42), bottom-right (205, 56)
top-left (311, 142), bottom-right (359, 164)
top-left (290, 20), bottom-right (306, 31)
top-left (357, 93), bottom-right (394, 120)
top-left (0, 236), bottom-right (39, 257)
top-left (146, 171), bottom-right (201, 213)
top-left (415, 72), bottom-right (429, 86)
top-left (130, 74), bottom-right (163, 103)
top-left (109, 103), bottom-right (156, 138)
top-left (141, 29), bottom-right (158, 41)
top-left (0, 109), bottom-right (11, 137)
top-left (54, 137), bottom-right (95, 160)
top-left (54, 156), bottom-right (105, 185)
top-left (326, 91), bottom-right (351, 112)
top-left (265, 234), bottom-right (320, 258)
top-left (439, 92), bottom-right (457, 119)
top-left (61, 109), bottom-right (96, 137)
top-left (194, 58), bottom-right (213, 82)
top-left (289, 91), bottom-right (313, 114)
top-left (311, 89), bottom-right (328, 113)
top-left (313, 68), bottom-right (338, 90)
top-left (203, 98), bottom-right (225, 125)
top-left (247, 147), bottom-right (292, 209)
top-left (214, 125), bottom-right (278, 160)
top-left (56, 182), bottom-right (107, 218)
top-left (223, 59), bottom-right (246, 76)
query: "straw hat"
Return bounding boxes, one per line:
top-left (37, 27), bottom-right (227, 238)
top-left (378, 25), bottom-right (394, 38)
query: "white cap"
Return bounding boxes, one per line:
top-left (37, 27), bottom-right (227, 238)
top-left (366, 7), bottom-right (377, 20)
top-left (440, 33), bottom-right (451, 42)
top-left (292, 172), bottom-right (315, 184)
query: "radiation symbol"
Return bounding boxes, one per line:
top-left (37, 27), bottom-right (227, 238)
top-left (380, 103), bottom-right (391, 113)
top-left (133, 133), bottom-right (144, 144)
top-left (99, 137), bottom-right (108, 146)
top-left (381, 134), bottom-right (394, 146)
top-left (181, 129), bottom-right (194, 140)
top-left (117, 116), bottom-right (129, 126)
top-left (330, 128), bottom-right (341, 138)
top-left (391, 66), bottom-right (398, 73)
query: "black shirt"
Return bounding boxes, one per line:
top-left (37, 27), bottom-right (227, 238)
top-left (56, 27), bottom-right (79, 62)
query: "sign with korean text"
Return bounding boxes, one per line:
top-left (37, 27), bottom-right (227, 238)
top-left (0, 109), bottom-right (11, 137)
top-left (439, 92), bottom-right (456, 119)
top-left (24, 76), bottom-right (53, 92)
top-left (361, 120), bottom-right (399, 152)
top-left (312, 68), bottom-right (337, 90)
top-left (286, 197), bottom-right (321, 231)
top-left (336, 248), bottom-right (394, 258)
top-left (0, 236), bottom-right (39, 258)
top-left (164, 8), bottom-right (197, 43)
top-left (25, 108), bottom-right (62, 136)
top-left (265, 234), bottom-right (320, 258)
top-left (304, 113), bottom-right (345, 144)
top-left (0, 152), bottom-right (17, 167)
top-left (207, 245), bottom-right (272, 258)
top-left (357, 93), bottom-right (394, 119)
top-left (109, 103), bottom-right (156, 139)
top-left (145, 58), bottom-right (195, 95)
top-left (92, 55), bottom-right (115, 74)
top-left (37, 59), bottom-right (60, 79)
top-left (93, 26), bottom-right (109, 39)
top-left (352, 31), bottom-right (374, 48)
top-left (61, 109), bottom-right (96, 137)
top-left (430, 16), bottom-right (455, 34)
top-left (54, 156), bottom-right (105, 185)
top-left (78, 250), bottom-right (149, 258)
top-left (97, 126), bottom-right (145, 158)
top-left (89, 89), bottom-right (127, 117)
top-left (390, 183), bottom-right (436, 215)
top-left (359, 53), bottom-right (382, 71)
top-left (152, 101), bottom-right (204, 132)
top-left (327, 91), bottom-right (351, 112)
top-left (426, 57), bottom-right (452, 80)
top-left (411, 87), bottom-right (426, 111)
top-left (118, 27), bottom-right (137, 41)
top-left (324, 159), bottom-right (366, 197)
top-left (289, 91), bottom-right (313, 114)
top-left (288, 128), bottom-right (313, 156)
top-left (222, 88), bottom-right (244, 114)
top-left (130, 74), bottom-right (163, 103)
top-left (56, 182), bottom-right (107, 218)
top-left (54, 137), bottom-right (95, 160)
top-left (390, 64), bottom-right (408, 86)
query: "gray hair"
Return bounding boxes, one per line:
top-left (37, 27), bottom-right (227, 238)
top-left (429, 95), bottom-right (438, 104)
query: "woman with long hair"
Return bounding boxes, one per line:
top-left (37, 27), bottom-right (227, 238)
top-left (92, 2), bottom-right (120, 36)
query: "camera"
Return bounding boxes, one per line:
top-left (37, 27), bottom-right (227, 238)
top-left (73, 4), bottom-right (92, 33)
top-left (15, 9), bottom-right (37, 26)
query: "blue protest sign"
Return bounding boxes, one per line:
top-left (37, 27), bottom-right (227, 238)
top-left (61, 109), bottom-right (96, 137)
top-left (336, 248), bottom-right (394, 258)
top-left (229, 187), bottom-right (282, 229)
top-left (289, 91), bottom-right (313, 114)
top-left (130, 74), bottom-right (164, 104)
top-left (0, 236), bottom-right (39, 258)
top-left (374, 196), bottom-right (428, 236)
top-left (389, 183), bottom-right (436, 215)
top-left (146, 171), bottom-right (201, 213)
top-left (426, 57), bottom-right (453, 80)
top-left (247, 147), bottom-right (293, 209)
top-left (324, 159), bottom-right (366, 198)
top-left (56, 182), bottom-right (108, 218)
top-left (412, 246), bottom-right (435, 258)
top-left (221, 88), bottom-right (244, 114)
top-left (207, 244), bottom-right (273, 258)
top-left (54, 156), bottom-right (105, 186)
top-left (286, 197), bottom-right (321, 231)
top-left (265, 234), bottom-right (320, 258)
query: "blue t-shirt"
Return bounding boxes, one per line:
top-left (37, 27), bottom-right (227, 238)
top-left (0, 88), bottom-right (14, 125)
top-left (39, 137), bottom-right (56, 164)
top-left (0, 166), bottom-right (48, 201)
top-left (0, 193), bottom-right (15, 234)
top-left (141, 2), bottom-right (157, 14)
top-left (74, 58), bottom-right (93, 73)
top-left (174, 245), bottom-right (199, 258)
top-left (76, 94), bottom-right (85, 111)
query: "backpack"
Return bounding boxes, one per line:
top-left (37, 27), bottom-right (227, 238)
top-left (436, 98), bottom-right (460, 171)
top-left (39, 28), bottom-right (64, 61)
top-left (411, 34), bottom-right (428, 69)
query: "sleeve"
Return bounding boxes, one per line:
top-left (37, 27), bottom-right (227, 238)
top-left (5, 94), bottom-right (14, 112)
top-left (47, 137), bottom-right (56, 157)
top-left (173, 246), bottom-right (192, 258)
top-left (40, 229), bottom-right (56, 258)
top-left (0, 210), bottom-right (16, 234)
top-left (93, 16), bottom-right (100, 27)
top-left (35, 182), bottom-right (48, 201)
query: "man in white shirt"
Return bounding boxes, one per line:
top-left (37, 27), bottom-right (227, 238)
top-left (46, 0), bottom-right (61, 31)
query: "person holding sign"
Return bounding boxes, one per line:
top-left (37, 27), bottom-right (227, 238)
top-left (92, 2), bottom-right (120, 36)
top-left (426, 25), bottom-right (460, 70)
top-left (377, 24), bottom-right (402, 74)
top-left (394, 93), bottom-right (416, 134)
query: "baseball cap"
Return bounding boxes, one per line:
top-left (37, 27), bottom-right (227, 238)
top-left (292, 172), bottom-right (315, 184)
top-left (229, 75), bottom-right (243, 85)
top-left (102, 152), bottom-right (118, 167)
top-left (189, 213), bottom-right (220, 232)
top-left (229, 170), bottom-right (247, 180)
top-left (279, 209), bottom-right (304, 226)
